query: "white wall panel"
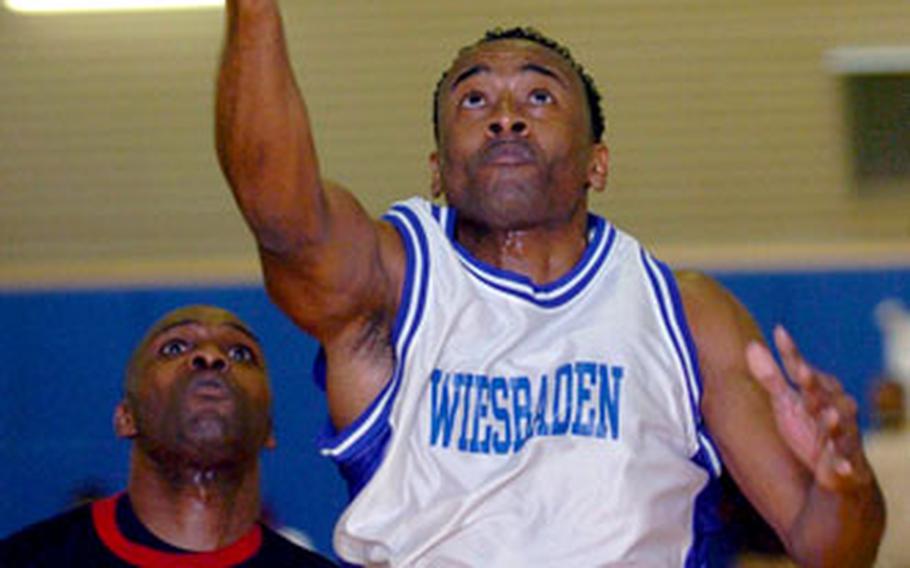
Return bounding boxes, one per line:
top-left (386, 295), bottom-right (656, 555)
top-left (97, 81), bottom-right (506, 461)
top-left (1, 1), bottom-right (908, 285)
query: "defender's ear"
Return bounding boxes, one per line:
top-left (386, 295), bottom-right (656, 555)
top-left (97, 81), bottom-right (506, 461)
top-left (587, 143), bottom-right (609, 193)
top-left (114, 402), bottom-right (138, 439)
top-left (429, 151), bottom-right (442, 199)
top-left (264, 417), bottom-right (277, 450)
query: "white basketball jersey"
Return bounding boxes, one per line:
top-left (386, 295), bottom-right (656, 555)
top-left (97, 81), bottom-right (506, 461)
top-left (316, 197), bottom-right (723, 567)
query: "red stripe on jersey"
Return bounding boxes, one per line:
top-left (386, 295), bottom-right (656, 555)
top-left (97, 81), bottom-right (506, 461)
top-left (92, 493), bottom-right (263, 567)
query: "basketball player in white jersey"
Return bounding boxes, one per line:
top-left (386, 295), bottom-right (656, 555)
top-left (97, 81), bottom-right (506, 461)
top-left (215, 1), bottom-right (884, 565)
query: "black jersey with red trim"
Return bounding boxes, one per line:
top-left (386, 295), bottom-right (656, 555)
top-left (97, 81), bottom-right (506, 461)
top-left (0, 493), bottom-right (336, 567)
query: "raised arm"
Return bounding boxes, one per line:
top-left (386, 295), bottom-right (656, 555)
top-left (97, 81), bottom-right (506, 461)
top-left (678, 271), bottom-right (884, 567)
top-left (216, 0), bottom-right (404, 427)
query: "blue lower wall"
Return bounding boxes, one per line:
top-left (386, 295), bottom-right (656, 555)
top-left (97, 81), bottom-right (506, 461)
top-left (1, 267), bottom-right (908, 557)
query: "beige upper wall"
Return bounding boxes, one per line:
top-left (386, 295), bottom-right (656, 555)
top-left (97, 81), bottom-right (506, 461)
top-left (1, 1), bottom-right (908, 286)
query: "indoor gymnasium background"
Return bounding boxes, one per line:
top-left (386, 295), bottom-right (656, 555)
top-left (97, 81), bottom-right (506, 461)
top-left (1, 0), bottom-right (908, 559)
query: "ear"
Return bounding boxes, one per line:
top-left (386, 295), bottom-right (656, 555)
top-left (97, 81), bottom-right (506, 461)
top-left (263, 417), bottom-right (277, 450)
top-left (429, 151), bottom-right (442, 199)
top-left (114, 401), bottom-right (138, 439)
top-left (587, 143), bottom-right (609, 193)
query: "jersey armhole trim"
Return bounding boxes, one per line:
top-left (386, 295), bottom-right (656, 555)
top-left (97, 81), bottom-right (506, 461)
top-left (317, 202), bottom-right (431, 488)
top-left (640, 250), bottom-right (723, 478)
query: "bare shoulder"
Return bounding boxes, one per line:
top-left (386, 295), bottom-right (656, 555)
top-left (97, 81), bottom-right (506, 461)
top-left (675, 270), bottom-right (758, 341)
top-left (674, 269), bottom-right (764, 390)
top-left (675, 269), bottom-right (739, 317)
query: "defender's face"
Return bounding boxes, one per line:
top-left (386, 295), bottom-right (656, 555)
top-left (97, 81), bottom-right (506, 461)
top-left (432, 39), bottom-right (605, 230)
top-left (123, 306), bottom-right (273, 468)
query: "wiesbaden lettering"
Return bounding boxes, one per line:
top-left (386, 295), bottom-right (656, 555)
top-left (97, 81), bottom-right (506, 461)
top-left (429, 361), bottom-right (624, 455)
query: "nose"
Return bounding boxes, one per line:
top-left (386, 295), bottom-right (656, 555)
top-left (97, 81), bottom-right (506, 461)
top-left (191, 345), bottom-right (228, 373)
top-left (487, 97), bottom-right (528, 138)
top-left (488, 120), bottom-right (527, 137)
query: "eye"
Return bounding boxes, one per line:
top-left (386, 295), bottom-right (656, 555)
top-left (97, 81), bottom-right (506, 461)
top-left (529, 89), bottom-right (554, 106)
top-left (460, 91), bottom-right (487, 109)
top-left (228, 344), bottom-right (257, 364)
top-left (159, 339), bottom-right (189, 358)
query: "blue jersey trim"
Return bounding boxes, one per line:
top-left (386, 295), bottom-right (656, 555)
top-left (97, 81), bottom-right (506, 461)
top-left (640, 250), bottom-right (722, 475)
top-left (655, 257), bottom-right (723, 475)
top-left (431, 205), bottom-right (616, 308)
top-left (439, 204), bottom-right (455, 238)
top-left (640, 252), bottom-right (702, 421)
top-left (387, 205), bottom-right (432, 361)
top-left (315, 205), bottom-right (431, 498)
top-left (657, 259), bottom-right (706, 419)
top-left (683, 470), bottom-right (724, 568)
top-left (431, 203), bottom-right (440, 223)
top-left (639, 250), bottom-right (725, 567)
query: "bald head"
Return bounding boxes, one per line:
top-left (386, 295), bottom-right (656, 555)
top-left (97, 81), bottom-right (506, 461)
top-left (125, 305), bottom-right (261, 396)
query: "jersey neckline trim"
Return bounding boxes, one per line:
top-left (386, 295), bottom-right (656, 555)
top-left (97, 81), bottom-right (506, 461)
top-left (92, 493), bottom-right (263, 567)
top-left (431, 203), bottom-right (617, 307)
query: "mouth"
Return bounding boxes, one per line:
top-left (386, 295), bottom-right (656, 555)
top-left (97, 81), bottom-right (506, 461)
top-left (480, 140), bottom-right (536, 166)
top-left (186, 374), bottom-right (232, 401)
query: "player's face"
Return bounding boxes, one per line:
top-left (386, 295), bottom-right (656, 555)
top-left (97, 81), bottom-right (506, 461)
top-left (124, 306), bottom-right (273, 469)
top-left (432, 39), bottom-right (607, 230)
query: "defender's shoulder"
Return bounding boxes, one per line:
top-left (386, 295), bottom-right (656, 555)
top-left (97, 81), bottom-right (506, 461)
top-left (0, 503), bottom-right (97, 566)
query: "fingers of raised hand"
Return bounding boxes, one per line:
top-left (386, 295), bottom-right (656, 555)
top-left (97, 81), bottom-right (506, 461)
top-left (746, 341), bottom-right (791, 398)
top-left (800, 370), bottom-right (849, 423)
top-left (765, 326), bottom-right (871, 485)
top-left (802, 381), bottom-right (827, 417)
top-left (773, 325), bottom-right (815, 389)
top-left (817, 439), bottom-right (855, 486)
top-left (816, 370), bottom-right (844, 397)
top-left (815, 394), bottom-right (870, 488)
top-left (772, 327), bottom-right (847, 412)
top-left (822, 394), bottom-right (860, 446)
top-left (801, 373), bottom-right (843, 418)
top-left (817, 438), bottom-right (873, 489)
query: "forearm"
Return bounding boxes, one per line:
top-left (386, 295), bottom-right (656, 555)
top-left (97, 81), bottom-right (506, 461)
top-left (787, 478), bottom-right (885, 567)
top-left (216, 0), bottom-right (327, 255)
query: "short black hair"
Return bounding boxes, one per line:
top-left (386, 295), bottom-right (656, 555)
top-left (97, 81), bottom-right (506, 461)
top-left (432, 26), bottom-right (605, 143)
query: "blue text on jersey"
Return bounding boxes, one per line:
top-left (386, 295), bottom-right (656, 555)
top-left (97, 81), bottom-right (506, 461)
top-left (429, 361), bottom-right (624, 455)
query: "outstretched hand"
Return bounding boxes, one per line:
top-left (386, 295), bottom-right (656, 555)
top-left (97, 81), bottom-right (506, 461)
top-left (746, 326), bottom-right (873, 492)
